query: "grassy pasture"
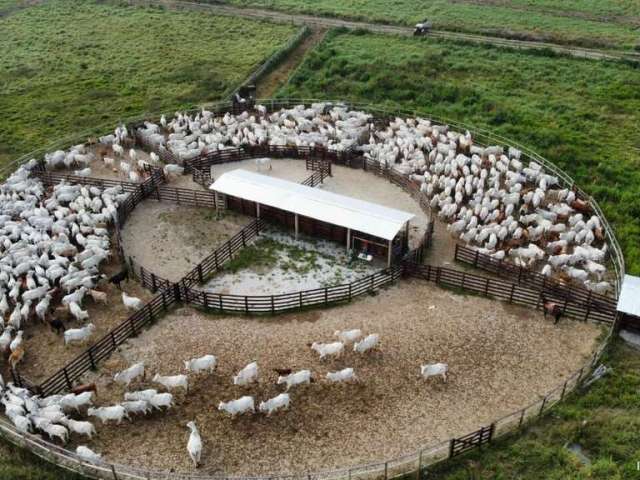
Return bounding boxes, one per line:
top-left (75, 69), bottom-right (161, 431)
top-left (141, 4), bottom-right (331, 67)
top-left (224, 0), bottom-right (640, 50)
top-left (0, 0), bottom-right (297, 166)
top-left (279, 30), bottom-right (640, 275)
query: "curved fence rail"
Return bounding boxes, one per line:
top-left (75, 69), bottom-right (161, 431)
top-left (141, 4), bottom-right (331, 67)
top-left (0, 98), bottom-right (622, 480)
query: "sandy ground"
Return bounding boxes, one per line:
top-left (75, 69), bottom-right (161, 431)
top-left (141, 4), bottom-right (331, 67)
top-left (75, 281), bottom-right (601, 476)
top-left (16, 257), bottom-right (153, 384)
top-left (210, 158), bottom-right (312, 184)
top-left (121, 201), bottom-right (250, 282)
top-left (204, 229), bottom-right (382, 295)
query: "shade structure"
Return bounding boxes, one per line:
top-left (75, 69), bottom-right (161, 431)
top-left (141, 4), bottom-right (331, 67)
top-left (210, 169), bottom-right (414, 241)
top-left (617, 274), bottom-right (640, 317)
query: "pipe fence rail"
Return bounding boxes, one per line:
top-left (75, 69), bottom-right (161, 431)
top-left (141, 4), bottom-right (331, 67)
top-left (0, 98), bottom-right (623, 480)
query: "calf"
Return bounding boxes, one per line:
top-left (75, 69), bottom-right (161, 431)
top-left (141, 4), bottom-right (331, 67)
top-left (541, 295), bottom-right (564, 324)
top-left (47, 318), bottom-right (65, 335)
top-left (71, 383), bottom-right (97, 397)
top-left (108, 269), bottom-right (129, 290)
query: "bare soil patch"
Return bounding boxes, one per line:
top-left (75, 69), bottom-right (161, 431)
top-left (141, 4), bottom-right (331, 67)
top-left (121, 200), bottom-right (250, 282)
top-left (77, 280), bottom-right (601, 476)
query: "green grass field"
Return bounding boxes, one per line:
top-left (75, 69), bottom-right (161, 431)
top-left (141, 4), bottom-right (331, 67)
top-left (225, 0), bottom-right (640, 50)
top-left (279, 30), bottom-right (640, 275)
top-left (0, 0), bottom-right (296, 167)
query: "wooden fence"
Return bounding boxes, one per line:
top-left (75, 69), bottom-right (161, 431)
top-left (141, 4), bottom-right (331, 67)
top-left (300, 168), bottom-right (328, 187)
top-left (187, 264), bottom-right (403, 315)
top-left (37, 288), bottom-right (178, 397)
top-left (449, 424), bottom-right (495, 458)
top-left (454, 244), bottom-right (617, 314)
top-left (404, 262), bottom-right (617, 325)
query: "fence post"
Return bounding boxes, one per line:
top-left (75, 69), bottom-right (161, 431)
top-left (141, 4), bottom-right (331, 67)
top-left (161, 290), bottom-right (167, 311)
top-left (245, 296), bottom-right (249, 314)
top-left (560, 380), bottom-right (568, 400)
top-left (111, 464), bottom-right (119, 480)
top-left (110, 331), bottom-right (117, 349)
top-left (197, 264), bottom-right (204, 284)
top-left (151, 273), bottom-right (157, 293)
top-left (508, 283), bottom-right (516, 303)
top-left (417, 450), bottom-right (422, 480)
top-left (474, 249), bottom-right (479, 267)
top-left (271, 295), bottom-right (275, 314)
top-left (214, 250), bottom-right (219, 270)
top-left (241, 229), bottom-right (246, 247)
top-left (88, 347), bottom-right (96, 370)
top-left (538, 396), bottom-right (547, 417)
top-left (325, 288), bottom-right (328, 305)
top-left (448, 438), bottom-right (455, 459)
top-left (518, 408), bottom-right (525, 428)
top-left (384, 462), bottom-right (388, 480)
top-left (63, 368), bottom-right (72, 390)
top-left (173, 283), bottom-right (181, 302)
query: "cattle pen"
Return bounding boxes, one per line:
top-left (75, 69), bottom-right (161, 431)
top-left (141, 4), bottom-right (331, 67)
top-left (0, 98), bottom-right (624, 480)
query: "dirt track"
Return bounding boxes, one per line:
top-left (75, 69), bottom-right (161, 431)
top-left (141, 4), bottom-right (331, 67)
top-left (125, 0), bottom-right (640, 62)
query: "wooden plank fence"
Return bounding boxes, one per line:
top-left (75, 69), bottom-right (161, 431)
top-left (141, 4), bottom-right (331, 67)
top-left (454, 244), bottom-right (617, 313)
top-left (449, 424), bottom-right (495, 458)
top-left (37, 288), bottom-right (178, 396)
top-left (403, 262), bottom-right (616, 325)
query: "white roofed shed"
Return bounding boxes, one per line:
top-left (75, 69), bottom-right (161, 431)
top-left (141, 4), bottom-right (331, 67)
top-left (210, 169), bottom-right (415, 265)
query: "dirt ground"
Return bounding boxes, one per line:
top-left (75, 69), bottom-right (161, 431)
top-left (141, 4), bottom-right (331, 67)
top-left (210, 157), bottom-right (313, 184)
top-left (16, 257), bottom-right (153, 384)
top-left (75, 280), bottom-right (601, 476)
top-left (120, 200), bottom-right (250, 282)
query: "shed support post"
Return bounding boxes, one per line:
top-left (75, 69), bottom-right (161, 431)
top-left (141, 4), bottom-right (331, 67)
top-left (295, 214), bottom-right (299, 240)
top-left (346, 228), bottom-right (351, 250)
top-left (387, 239), bottom-right (392, 268)
top-left (256, 202), bottom-right (260, 219)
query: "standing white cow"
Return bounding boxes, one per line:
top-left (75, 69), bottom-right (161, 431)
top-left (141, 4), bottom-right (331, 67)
top-left (420, 363), bottom-right (448, 383)
top-left (218, 396), bottom-right (255, 417)
top-left (184, 355), bottom-right (217, 374)
top-left (233, 362), bottom-right (258, 386)
top-left (259, 393), bottom-right (290, 415)
top-left (255, 157), bottom-right (272, 171)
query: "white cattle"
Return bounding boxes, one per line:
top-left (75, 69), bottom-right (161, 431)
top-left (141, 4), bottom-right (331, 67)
top-left (233, 362), bottom-right (258, 386)
top-left (153, 373), bottom-right (189, 392)
top-left (334, 329), bottom-right (362, 344)
top-left (184, 354), bottom-right (217, 374)
top-left (277, 370), bottom-right (312, 391)
top-left (255, 157), bottom-right (272, 171)
top-left (310, 342), bottom-right (344, 360)
top-left (326, 368), bottom-right (357, 383)
top-left (87, 405), bottom-right (129, 424)
top-left (218, 396), bottom-right (255, 417)
top-left (420, 363), bottom-right (448, 383)
top-left (259, 393), bottom-right (290, 415)
top-left (114, 362), bottom-right (145, 387)
top-left (354, 334), bottom-right (380, 353)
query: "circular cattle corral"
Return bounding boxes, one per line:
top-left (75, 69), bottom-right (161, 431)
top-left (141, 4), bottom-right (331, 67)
top-left (0, 101), bottom-right (613, 479)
